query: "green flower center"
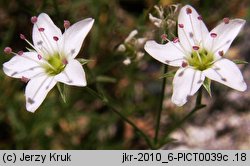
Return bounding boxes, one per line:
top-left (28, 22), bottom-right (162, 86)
top-left (44, 53), bottom-right (67, 76)
top-left (187, 49), bottom-right (214, 71)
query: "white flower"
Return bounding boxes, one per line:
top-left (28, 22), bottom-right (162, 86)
top-left (145, 5), bottom-right (247, 106)
top-left (3, 13), bottom-right (94, 112)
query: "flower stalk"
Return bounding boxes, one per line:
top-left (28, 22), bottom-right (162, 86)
top-left (84, 87), bottom-right (154, 149)
top-left (154, 65), bottom-right (168, 146)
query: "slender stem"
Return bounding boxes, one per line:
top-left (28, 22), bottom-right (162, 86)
top-left (154, 65), bottom-right (168, 146)
top-left (164, 89), bottom-right (205, 138)
top-left (85, 87), bottom-right (154, 149)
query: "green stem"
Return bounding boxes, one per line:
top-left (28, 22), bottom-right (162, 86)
top-left (85, 87), bottom-right (154, 149)
top-left (154, 65), bottom-right (168, 146)
top-left (163, 89), bottom-right (205, 139)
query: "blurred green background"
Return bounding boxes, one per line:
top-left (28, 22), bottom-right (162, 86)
top-left (0, 0), bottom-right (249, 149)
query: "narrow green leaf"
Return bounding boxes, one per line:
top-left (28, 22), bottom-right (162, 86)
top-left (203, 78), bottom-right (212, 97)
top-left (96, 75), bottom-right (117, 83)
top-left (76, 58), bottom-right (94, 65)
top-left (233, 60), bottom-right (248, 65)
top-left (159, 70), bottom-right (175, 79)
top-left (56, 83), bottom-right (67, 103)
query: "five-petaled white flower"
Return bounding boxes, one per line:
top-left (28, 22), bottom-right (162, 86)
top-left (3, 13), bottom-right (94, 112)
top-left (145, 5), bottom-right (247, 106)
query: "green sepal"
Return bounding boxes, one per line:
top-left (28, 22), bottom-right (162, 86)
top-left (77, 58), bottom-right (94, 65)
top-left (159, 70), bottom-right (175, 79)
top-left (233, 59), bottom-right (248, 65)
top-left (203, 78), bottom-right (212, 97)
top-left (56, 83), bottom-right (67, 103)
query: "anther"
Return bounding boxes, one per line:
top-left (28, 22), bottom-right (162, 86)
top-left (161, 34), bottom-right (168, 41)
top-left (4, 47), bottom-right (12, 54)
top-left (186, 7), bottom-right (192, 14)
top-left (31, 16), bottom-right (37, 24)
top-left (37, 54), bottom-right (42, 60)
top-left (210, 33), bottom-right (217, 38)
top-left (197, 15), bottom-right (202, 20)
top-left (53, 36), bottom-right (59, 41)
top-left (223, 18), bottom-right (230, 24)
top-left (38, 28), bottom-right (45, 32)
top-left (21, 76), bottom-right (30, 83)
top-left (192, 46), bottom-right (199, 50)
top-left (18, 51), bottom-right (24, 55)
top-left (178, 24), bottom-right (184, 28)
top-left (64, 20), bottom-right (71, 29)
top-left (182, 61), bottom-right (188, 68)
top-left (173, 37), bottom-right (179, 43)
top-left (20, 34), bottom-right (26, 40)
top-left (62, 58), bottom-right (68, 65)
top-left (218, 50), bottom-right (224, 56)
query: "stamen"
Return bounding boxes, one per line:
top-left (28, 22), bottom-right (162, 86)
top-left (37, 54), bottom-right (42, 60)
top-left (198, 15), bottom-right (205, 45)
top-left (173, 37), bottom-right (179, 43)
top-left (192, 46), bottom-right (199, 50)
top-left (21, 76), bottom-right (30, 83)
top-left (182, 61), bottom-right (188, 68)
top-left (161, 34), bottom-right (168, 41)
top-left (181, 28), bottom-right (193, 49)
top-left (62, 58), bottom-right (68, 65)
top-left (178, 24), bottom-right (184, 28)
top-left (31, 16), bottom-right (37, 24)
top-left (223, 18), bottom-right (230, 24)
top-left (18, 51), bottom-right (24, 56)
top-left (192, 46), bottom-right (202, 63)
top-left (4, 47), bottom-right (12, 54)
top-left (38, 28), bottom-right (45, 32)
top-left (188, 14), bottom-right (198, 44)
top-left (35, 24), bottom-right (55, 53)
top-left (165, 58), bottom-right (185, 64)
top-left (53, 36), bottom-right (59, 41)
top-left (218, 50), bottom-right (224, 56)
top-left (64, 20), bottom-right (71, 29)
top-left (186, 7), bottom-right (192, 14)
top-left (20, 34), bottom-right (26, 40)
top-left (21, 34), bottom-right (43, 54)
top-left (210, 33), bottom-right (217, 38)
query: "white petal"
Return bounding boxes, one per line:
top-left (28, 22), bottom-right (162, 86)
top-left (172, 68), bottom-right (205, 106)
top-left (144, 40), bottom-right (186, 67)
top-left (25, 75), bottom-right (56, 112)
top-left (3, 52), bottom-right (44, 79)
top-left (203, 58), bottom-right (247, 91)
top-left (61, 18), bottom-right (94, 58)
top-left (205, 19), bottom-right (245, 57)
top-left (32, 13), bottom-right (62, 54)
top-left (55, 59), bottom-right (86, 86)
top-left (178, 5), bottom-right (209, 52)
